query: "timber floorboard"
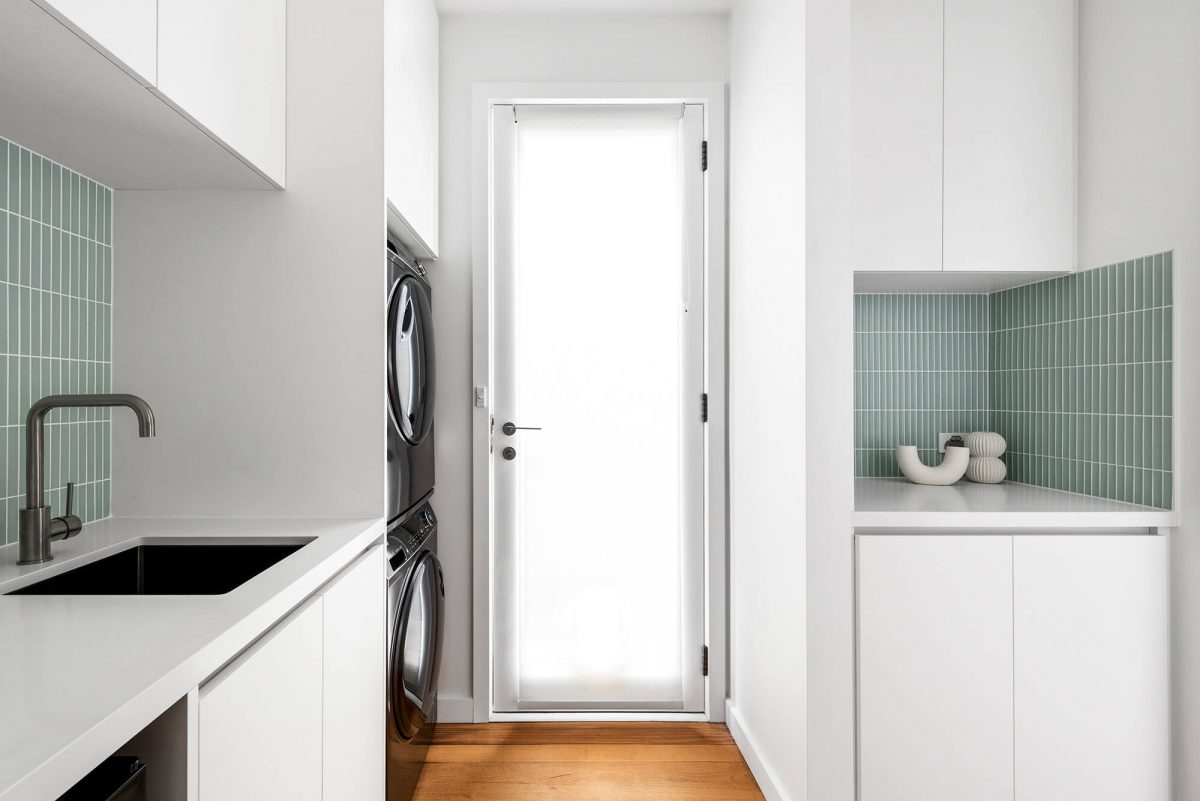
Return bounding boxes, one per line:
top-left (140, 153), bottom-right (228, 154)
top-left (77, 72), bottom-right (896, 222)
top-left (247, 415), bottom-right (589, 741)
top-left (412, 723), bottom-right (766, 801)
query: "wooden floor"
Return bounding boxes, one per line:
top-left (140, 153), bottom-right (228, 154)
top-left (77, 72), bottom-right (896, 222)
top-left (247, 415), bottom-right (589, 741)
top-left (411, 723), bottom-right (766, 801)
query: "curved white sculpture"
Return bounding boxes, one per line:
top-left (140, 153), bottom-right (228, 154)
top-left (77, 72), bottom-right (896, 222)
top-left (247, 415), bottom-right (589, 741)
top-left (896, 445), bottom-right (969, 485)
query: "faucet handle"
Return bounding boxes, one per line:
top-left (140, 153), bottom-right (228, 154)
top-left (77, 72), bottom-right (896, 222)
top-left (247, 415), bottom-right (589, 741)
top-left (58, 482), bottom-right (82, 539)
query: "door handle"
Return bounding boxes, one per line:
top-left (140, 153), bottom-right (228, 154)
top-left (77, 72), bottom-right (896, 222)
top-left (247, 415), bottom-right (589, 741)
top-left (501, 422), bottom-right (542, 436)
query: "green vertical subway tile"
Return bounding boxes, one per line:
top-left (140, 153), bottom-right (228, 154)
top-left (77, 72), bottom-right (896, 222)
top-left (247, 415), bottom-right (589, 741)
top-left (31, 154), bottom-right (43, 224)
top-left (1165, 252), bottom-right (1174, 304)
top-left (18, 148), bottom-right (30, 217)
top-left (18, 217), bottom-right (29, 286)
top-left (6, 143), bottom-right (17, 216)
top-left (29, 221), bottom-right (42, 290)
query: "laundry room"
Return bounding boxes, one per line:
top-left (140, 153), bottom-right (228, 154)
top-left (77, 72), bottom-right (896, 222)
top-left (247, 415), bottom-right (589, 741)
top-left (0, 1), bottom-right (1197, 801)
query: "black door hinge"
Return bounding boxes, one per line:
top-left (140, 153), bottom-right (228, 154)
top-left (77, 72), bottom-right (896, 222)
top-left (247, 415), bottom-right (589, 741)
top-left (701, 645), bottom-right (709, 676)
top-left (701, 393), bottom-right (709, 423)
top-left (701, 140), bottom-right (708, 172)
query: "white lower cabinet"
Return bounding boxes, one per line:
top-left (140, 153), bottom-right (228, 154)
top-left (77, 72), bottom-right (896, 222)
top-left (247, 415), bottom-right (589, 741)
top-left (197, 545), bottom-right (385, 800)
top-left (857, 534), bottom-right (1168, 801)
top-left (199, 597), bottom-right (324, 801)
top-left (858, 535), bottom-right (1014, 801)
top-left (1013, 536), bottom-right (1169, 801)
top-left (320, 544), bottom-right (386, 801)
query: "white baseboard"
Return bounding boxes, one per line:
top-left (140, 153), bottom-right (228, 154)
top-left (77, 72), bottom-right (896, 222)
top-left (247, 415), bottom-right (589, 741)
top-left (726, 700), bottom-right (791, 801)
top-left (436, 694), bottom-right (476, 723)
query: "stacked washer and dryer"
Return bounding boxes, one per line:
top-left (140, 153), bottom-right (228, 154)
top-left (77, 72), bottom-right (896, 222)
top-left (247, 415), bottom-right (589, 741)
top-left (384, 239), bottom-right (445, 801)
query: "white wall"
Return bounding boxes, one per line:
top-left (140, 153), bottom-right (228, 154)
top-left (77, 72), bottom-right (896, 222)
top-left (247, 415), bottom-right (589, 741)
top-left (111, 0), bottom-right (384, 517)
top-left (1075, 1), bottom-right (1200, 797)
top-left (725, 1), bottom-right (808, 800)
top-left (804, 0), bottom-right (856, 799)
top-left (436, 10), bottom-right (730, 719)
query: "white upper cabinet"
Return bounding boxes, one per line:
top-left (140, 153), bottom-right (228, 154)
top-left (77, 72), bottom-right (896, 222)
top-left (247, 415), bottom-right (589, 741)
top-left (851, 0), bottom-right (943, 271)
top-left (386, 0), bottom-right (439, 259)
top-left (35, 0), bottom-right (157, 84)
top-left (157, 0), bottom-right (287, 187)
top-left (851, 0), bottom-right (1076, 272)
top-left (1, 0), bottom-right (284, 188)
top-left (1013, 536), bottom-right (1169, 801)
top-left (943, 0), bottom-right (1076, 271)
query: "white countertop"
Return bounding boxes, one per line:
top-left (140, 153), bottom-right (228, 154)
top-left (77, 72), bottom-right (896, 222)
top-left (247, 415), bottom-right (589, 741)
top-left (0, 516), bottom-right (384, 801)
top-left (854, 478), bottom-right (1177, 529)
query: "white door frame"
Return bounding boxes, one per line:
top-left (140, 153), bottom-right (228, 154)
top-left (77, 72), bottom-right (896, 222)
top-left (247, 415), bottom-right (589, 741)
top-left (471, 82), bottom-right (728, 723)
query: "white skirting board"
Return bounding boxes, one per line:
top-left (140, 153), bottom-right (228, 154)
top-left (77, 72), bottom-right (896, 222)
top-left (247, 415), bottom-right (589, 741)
top-left (436, 695), bottom-right (476, 723)
top-left (726, 700), bottom-right (791, 801)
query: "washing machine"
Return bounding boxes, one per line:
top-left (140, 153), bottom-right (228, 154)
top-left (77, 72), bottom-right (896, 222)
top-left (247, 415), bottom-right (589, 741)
top-left (386, 499), bottom-right (444, 801)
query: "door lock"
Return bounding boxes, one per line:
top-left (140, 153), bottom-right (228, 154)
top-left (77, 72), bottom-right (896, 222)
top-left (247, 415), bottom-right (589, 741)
top-left (502, 446), bottom-right (517, 461)
top-left (501, 422), bottom-right (542, 436)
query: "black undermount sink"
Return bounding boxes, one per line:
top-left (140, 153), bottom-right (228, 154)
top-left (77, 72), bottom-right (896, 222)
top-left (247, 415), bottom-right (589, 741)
top-left (7, 542), bottom-right (311, 596)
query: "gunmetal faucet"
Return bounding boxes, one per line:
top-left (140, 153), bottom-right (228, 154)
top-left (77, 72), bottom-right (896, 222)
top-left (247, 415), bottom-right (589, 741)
top-left (18, 394), bottom-right (156, 565)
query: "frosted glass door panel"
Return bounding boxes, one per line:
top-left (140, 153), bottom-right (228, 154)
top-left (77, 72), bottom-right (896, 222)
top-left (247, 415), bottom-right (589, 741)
top-left (492, 104), bottom-right (706, 712)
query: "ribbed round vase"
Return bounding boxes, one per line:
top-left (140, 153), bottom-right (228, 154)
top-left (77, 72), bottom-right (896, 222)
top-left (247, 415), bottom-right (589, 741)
top-left (965, 431), bottom-right (1007, 458)
top-left (966, 456), bottom-right (1007, 484)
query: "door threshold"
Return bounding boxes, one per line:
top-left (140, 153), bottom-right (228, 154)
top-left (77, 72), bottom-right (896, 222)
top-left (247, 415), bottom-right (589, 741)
top-left (488, 712), bottom-right (711, 723)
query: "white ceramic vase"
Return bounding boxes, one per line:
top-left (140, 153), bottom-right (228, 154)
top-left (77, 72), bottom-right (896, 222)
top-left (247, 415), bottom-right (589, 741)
top-left (966, 456), bottom-right (1007, 484)
top-left (964, 431), bottom-right (1007, 484)
top-left (965, 431), bottom-right (1007, 458)
top-left (896, 445), bottom-right (969, 486)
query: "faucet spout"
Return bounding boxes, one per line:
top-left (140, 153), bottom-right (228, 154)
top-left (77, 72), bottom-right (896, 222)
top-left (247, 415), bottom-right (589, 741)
top-left (19, 393), bottom-right (156, 565)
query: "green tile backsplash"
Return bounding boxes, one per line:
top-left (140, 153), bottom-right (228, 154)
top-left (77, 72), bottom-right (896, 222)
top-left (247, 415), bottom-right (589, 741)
top-left (855, 294), bottom-right (991, 478)
top-left (855, 254), bottom-right (1174, 509)
top-left (0, 136), bottom-right (113, 544)
top-left (991, 253), bottom-right (1173, 509)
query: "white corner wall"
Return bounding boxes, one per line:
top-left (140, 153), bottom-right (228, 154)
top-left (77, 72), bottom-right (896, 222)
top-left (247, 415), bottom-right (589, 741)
top-left (804, 0), bottom-right (856, 800)
top-left (435, 10), bottom-right (730, 721)
top-left (111, 0), bottom-right (385, 518)
top-left (726, 0), bottom-right (810, 799)
top-left (1075, 2), bottom-right (1200, 798)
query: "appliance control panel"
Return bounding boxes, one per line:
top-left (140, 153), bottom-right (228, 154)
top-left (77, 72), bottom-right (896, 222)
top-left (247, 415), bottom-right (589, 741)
top-left (387, 502), bottom-right (436, 571)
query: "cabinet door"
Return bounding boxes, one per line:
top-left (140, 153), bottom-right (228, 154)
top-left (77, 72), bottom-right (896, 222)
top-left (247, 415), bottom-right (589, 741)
top-left (1014, 536), bottom-right (1168, 801)
top-left (199, 598), bottom-right (323, 801)
top-left (943, 0), bottom-right (1075, 271)
top-left (35, 0), bottom-right (157, 84)
top-left (385, 0), bottom-right (439, 258)
top-left (857, 535), bottom-right (1014, 801)
top-left (851, 0), bottom-right (943, 271)
top-left (321, 545), bottom-right (386, 801)
top-left (156, 0), bottom-right (286, 186)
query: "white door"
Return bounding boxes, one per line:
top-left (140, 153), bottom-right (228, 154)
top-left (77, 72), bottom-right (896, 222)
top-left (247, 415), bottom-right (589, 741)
top-left (1013, 536), bottom-right (1169, 801)
top-left (857, 535), bottom-right (1014, 801)
top-left (491, 103), bottom-right (707, 713)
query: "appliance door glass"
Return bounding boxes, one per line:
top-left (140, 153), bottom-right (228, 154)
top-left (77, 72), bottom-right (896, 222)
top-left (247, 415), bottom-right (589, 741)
top-left (389, 552), bottom-right (445, 740)
top-left (388, 276), bottom-right (436, 445)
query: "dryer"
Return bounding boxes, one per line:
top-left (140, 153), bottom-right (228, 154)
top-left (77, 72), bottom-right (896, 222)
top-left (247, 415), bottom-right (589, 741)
top-left (386, 240), bottom-right (435, 525)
